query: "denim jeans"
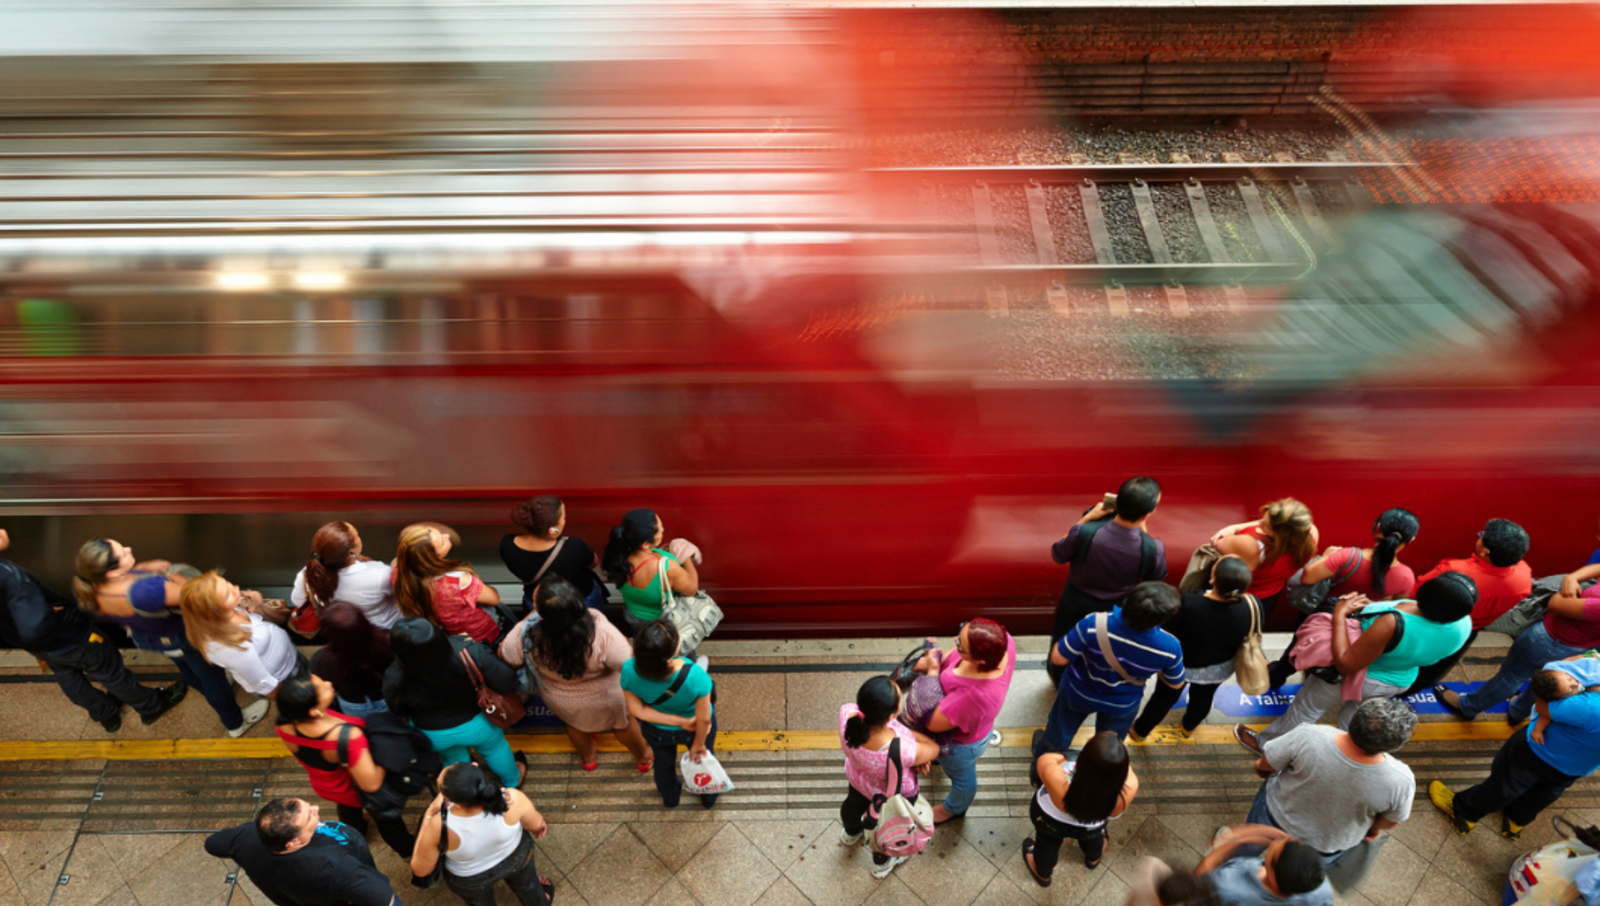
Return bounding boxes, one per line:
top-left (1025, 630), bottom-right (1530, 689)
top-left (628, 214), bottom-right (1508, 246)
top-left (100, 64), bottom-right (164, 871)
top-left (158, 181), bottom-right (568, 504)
top-left (1458, 621), bottom-right (1584, 722)
top-left (334, 695), bottom-right (389, 719)
top-left (940, 733), bottom-right (992, 815)
top-left (1039, 692), bottom-right (1138, 755)
top-left (132, 631), bottom-right (243, 730)
top-left (638, 716), bottom-right (719, 808)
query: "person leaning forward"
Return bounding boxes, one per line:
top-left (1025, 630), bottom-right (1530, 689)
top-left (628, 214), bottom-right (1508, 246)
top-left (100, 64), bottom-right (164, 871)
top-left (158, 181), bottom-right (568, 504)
top-left (205, 797), bottom-right (399, 906)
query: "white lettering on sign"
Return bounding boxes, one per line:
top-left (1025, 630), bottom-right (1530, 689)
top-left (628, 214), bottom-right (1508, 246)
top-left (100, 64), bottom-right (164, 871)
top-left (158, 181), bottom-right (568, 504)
top-left (1238, 692), bottom-right (1294, 707)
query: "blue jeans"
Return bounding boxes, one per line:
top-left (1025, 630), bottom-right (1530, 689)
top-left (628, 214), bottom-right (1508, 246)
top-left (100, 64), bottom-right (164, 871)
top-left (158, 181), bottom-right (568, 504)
top-left (419, 713), bottom-right (519, 788)
top-left (132, 631), bottom-right (243, 730)
top-left (638, 716), bottom-right (719, 808)
top-left (1039, 687), bottom-right (1139, 755)
top-left (335, 695), bottom-right (389, 719)
top-left (940, 734), bottom-right (992, 816)
top-left (1248, 783), bottom-right (1355, 864)
top-left (1458, 621), bottom-right (1584, 722)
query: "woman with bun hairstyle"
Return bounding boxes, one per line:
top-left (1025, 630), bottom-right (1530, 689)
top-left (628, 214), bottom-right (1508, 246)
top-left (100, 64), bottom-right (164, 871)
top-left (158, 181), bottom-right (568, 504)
top-left (393, 524), bottom-right (504, 645)
top-left (601, 509), bottom-right (701, 646)
top-left (292, 521), bottom-right (400, 630)
top-left (500, 494), bottom-right (606, 610)
top-left (1023, 731), bottom-right (1140, 886)
top-left (410, 763), bottom-right (553, 906)
top-left (1210, 498), bottom-right (1319, 615)
top-left (838, 675), bottom-right (939, 879)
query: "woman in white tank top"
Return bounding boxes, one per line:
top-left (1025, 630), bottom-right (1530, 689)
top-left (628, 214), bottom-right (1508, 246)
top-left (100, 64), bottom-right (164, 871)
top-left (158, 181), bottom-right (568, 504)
top-left (1022, 731), bottom-right (1140, 888)
top-left (410, 763), bottom-right (553, 906)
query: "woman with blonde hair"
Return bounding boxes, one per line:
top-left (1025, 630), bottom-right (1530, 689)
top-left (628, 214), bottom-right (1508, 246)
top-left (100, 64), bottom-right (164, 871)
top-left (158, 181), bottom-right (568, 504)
top-left (180, 572), bottom-right (305, 699)
top-left (291, 521), bottom-right (400, 630)
top-left (1209, 498), bottom-right (1319, 616)
top-left (393, 524), bottom-right (503, 645)
top-left (74, 538), bottom-right (258, 735)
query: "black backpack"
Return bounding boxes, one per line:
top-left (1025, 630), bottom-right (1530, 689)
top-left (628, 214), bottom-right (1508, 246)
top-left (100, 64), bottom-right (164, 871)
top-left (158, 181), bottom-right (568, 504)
top-left (1071, 518), bottom-right (1160, 581)
top-left (340, 711), bottom-right (442, 797)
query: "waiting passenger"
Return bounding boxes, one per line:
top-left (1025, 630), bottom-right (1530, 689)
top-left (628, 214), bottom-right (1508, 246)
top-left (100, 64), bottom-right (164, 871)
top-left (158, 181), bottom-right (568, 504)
top-left (181, 571), bottom-right (306, 699)
top-left (1208, 498), bottom-right (1319, 616)
top-left (602, 508), bottom-right (702, 646)
top-left (620, 619), bottom-right (718, 809)
top-left (292, 522), bottom-right (401, 631)
top-left (384, 617), bottom-right (526, 788)
top-left (310, 602), bottom-right (394, 718)
top-left (409, 763), bottom-right (553, 906)
top-left (913, 617), bottom-right (1015, 825)
top-left (1437, 555), bottom-right (1599, 724)
top-left (498, 576), bottom-right (654, 773)
top-left (1406, 517), bottom-right (1532, 697)
top-left (1131, 556), bottom-right (1257, 741)
top-left (205, 797), bottom-right (398, 906)
top-left (1048, 477), bottom-right (1168, 684)
top-left (501, 494), bottom-right (607, 611)
top-left (393, 523), bottom-right (505, 645)
top-left (74, 537), bottom-right (262, 736)
top-left (1024, 731), bottom-right (1140, 886)
top-left (274, 674), bottom-right (416, 858)
top-left (1197, 826), bottom-right (1333, 906)
top-left (1238, 573), bottom-right (1475, 754)
top-left (838, 675), bottom-right (939, 879)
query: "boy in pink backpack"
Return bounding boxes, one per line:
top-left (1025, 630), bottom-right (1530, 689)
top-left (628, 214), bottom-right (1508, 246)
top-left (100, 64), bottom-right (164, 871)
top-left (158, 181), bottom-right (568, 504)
top-left (839, 676), bottom-right (940, 877)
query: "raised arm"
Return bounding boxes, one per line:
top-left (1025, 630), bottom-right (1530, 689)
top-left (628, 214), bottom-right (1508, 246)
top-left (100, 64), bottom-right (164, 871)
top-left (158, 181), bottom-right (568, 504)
top-left (1196, 824), bottom-right (1292, 874)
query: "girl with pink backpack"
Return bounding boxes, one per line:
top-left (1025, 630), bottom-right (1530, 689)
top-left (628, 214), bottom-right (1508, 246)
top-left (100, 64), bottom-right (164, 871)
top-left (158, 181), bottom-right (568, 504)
top-left (838, 676), bottom-right (940, 878)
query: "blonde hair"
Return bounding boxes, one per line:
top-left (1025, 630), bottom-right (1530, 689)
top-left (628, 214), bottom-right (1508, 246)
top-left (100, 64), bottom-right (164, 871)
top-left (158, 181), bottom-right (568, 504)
top-left (72, 538), bottom-right (118, 612)
top-left (1261, 498), bottom-right (1317, 566)
top-left (392, 524), bottom-right (474, 627)
top-left (179, 571), bottom-right (250, 656)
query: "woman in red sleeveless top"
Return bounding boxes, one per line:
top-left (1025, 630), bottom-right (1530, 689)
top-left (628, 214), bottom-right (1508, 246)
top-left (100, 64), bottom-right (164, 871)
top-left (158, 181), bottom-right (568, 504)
top-left (1210, 498), bottom-right (1318, 615)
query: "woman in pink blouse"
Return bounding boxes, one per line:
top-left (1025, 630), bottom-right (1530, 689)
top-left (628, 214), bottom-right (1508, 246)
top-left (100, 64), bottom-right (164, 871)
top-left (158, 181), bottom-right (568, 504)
top-left (838, 676), bottom-right (938, 879)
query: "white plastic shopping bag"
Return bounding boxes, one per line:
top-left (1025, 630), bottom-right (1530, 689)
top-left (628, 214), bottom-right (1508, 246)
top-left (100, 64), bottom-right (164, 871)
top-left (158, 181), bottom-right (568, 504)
top-left (679, 750), bottom-right (734, 795)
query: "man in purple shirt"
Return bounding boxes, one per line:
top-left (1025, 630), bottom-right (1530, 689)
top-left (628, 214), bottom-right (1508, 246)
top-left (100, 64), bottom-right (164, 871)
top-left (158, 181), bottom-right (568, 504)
top-left (1048, 477), bottom-right (1167, 684)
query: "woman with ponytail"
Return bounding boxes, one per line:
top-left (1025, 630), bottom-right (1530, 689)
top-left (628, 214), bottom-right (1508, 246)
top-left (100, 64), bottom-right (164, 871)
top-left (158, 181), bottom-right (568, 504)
top-left (1130, 556), bottom-right (1258, 740)
top-left (838, 675), bottom-right (939, 879)
top-left (410, 763), bottom-right (553, 906)
top-left (291, 521), bottom-right (400, 630)
top-left (601, 509), bottom-right (701, 645)
top-left (1298, 508), bottom-right (1419, 601)
top-left (1210, 498), bottom-right (1319, 615)
top-left (500, 495), bottom-right (606, 610)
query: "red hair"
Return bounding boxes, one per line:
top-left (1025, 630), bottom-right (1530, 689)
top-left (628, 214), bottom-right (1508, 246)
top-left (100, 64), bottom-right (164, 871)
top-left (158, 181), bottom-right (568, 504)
top-left (965, 618), bottom-right (1008, 671)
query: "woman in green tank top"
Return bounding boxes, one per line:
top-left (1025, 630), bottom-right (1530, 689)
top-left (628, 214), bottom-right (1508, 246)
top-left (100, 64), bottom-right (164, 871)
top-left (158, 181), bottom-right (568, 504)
top-left (601, 508), bottom-right (701, 636)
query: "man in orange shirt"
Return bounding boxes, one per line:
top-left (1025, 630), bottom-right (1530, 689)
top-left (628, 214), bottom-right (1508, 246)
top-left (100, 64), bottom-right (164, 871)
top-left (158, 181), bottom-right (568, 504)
top-left (1398, 519), bottom-right (1532, 698)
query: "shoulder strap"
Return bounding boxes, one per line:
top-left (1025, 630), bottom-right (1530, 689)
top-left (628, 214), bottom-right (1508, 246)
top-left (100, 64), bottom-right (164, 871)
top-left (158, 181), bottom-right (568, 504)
top-left (1331, 547), bottom-right (1364, 585)
top-left (1139, 531), bottom-right (1158, 580)
top-left (884, 736), bottom-right (904, 798)
top-left (336, 722), bottom-right (354, 766)
top-left (458, 648), bottom-right (485, 689)
top-left (521, 537), bottom-right (568, 589)
top-left (649, 665), bottom-right (693, 707)
top-left (1094, 612), bottom-right (1140, 684)
top-left (657, 555), bottom-right (672, 608)
top-left (1071, 520), bottom-right (1106, 565)
top-left (1245, 594), bottom-right (1261, 636)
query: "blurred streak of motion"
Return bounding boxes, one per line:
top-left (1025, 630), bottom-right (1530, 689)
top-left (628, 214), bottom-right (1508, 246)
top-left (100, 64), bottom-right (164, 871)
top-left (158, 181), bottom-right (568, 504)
top-left (2, 1), bottom-right (1600, 634)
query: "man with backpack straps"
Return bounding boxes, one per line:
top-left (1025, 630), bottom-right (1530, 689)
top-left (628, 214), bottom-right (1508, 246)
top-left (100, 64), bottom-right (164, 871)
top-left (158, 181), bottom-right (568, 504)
top-left (1048, 477), bottom-right (1167, 685)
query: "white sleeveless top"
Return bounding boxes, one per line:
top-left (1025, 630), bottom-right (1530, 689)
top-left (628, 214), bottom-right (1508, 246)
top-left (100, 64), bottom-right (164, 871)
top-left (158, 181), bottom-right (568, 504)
top-left (1034, 759), bottom-right (1113, 830)
top-left (446, 806), bottom-right (522, 876)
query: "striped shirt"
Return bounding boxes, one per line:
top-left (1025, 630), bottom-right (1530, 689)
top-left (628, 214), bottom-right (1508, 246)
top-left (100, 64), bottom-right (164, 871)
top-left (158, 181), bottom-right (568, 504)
top-left (1058, 607), bottom-right (1184, 711)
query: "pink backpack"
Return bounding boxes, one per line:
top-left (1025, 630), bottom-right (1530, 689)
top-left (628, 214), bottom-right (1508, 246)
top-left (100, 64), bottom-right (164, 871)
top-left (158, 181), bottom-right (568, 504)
top-left (866, 738), bottom-right (935, 857)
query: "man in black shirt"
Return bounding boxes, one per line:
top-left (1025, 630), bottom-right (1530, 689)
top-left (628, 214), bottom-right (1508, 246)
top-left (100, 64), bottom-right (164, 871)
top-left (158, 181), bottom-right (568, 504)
top-left (0, 529), bottom-right (185, 732)
top-left (206, 798), bottom-right (400, 906)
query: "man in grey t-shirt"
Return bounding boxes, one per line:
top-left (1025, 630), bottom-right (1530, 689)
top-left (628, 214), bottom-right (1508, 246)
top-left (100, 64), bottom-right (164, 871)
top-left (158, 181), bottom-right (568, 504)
top-left (1245, 698), bottom-right (1416, 880)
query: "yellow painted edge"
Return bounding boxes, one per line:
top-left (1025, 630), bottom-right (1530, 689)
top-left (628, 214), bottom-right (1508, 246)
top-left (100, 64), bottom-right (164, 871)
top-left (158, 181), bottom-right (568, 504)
top-left (0, 720), bottom-right (1518, 762)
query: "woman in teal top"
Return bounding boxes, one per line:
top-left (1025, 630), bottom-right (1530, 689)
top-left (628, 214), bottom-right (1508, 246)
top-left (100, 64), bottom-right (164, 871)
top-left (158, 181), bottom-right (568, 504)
top-left (1248, 572), bottom-right (1477, 749)
top-left (602, 508), bottom-right (701, 638)
top-left (619, 619), bottom-right (719, 809)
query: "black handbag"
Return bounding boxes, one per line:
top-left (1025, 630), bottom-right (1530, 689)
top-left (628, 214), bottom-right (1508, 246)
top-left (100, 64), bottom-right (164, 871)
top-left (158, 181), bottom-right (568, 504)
top-left (411, 803), bottom-right (449, 889)
top-left (335, 722), bottom-right (432, 822)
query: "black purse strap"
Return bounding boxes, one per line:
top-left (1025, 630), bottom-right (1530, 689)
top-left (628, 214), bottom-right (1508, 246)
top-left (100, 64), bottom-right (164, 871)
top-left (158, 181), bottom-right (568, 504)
top-left (649, 665), bottom-right (693, 707)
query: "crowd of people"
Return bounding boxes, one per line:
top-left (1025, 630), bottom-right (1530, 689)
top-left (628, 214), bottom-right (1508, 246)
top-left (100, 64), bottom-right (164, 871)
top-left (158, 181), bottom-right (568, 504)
top-left (2, 478), bottom-right (1599, 906)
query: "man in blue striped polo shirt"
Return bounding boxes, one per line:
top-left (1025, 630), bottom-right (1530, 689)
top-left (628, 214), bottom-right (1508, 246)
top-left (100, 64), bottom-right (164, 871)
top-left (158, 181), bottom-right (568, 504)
top-left (1035, 582), bottom-right (1185, 759)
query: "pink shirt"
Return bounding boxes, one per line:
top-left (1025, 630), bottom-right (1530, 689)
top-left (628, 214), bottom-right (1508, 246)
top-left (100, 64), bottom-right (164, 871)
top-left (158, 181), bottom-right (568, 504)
top-left (1321, 547), bottom-right (1416, 600)
top-left (938, 634), bottom-right (1017, 745)
top-left (839, 704), bottom-right (919, 798)
top-left (1546, 584), bottom-right (1600, 649)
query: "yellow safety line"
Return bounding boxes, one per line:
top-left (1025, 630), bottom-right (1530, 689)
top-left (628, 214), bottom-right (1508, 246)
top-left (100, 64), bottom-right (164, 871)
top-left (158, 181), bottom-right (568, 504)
top-left (0, 721), bottom-right (1520, 762)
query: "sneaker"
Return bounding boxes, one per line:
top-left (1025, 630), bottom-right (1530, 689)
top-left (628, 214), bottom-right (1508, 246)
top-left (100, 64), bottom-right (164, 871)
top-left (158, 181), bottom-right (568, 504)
top-left (871, 855), bottom-right (908, 879)
top-left (1233, 725), bottom-right (1263, 757)
top-left (141, 683), bottom-right (189, 726)
top-left (1211, 825), bottom-right (1234, 850)
top-left (1499, 816), bottom-right (1524, 842)
top-left (986, 729), bottom-right (1003, 748)
top-left (694, 655), bottom-right (709, 672)
top-left (839, 829), bottom-right (863, 847)
top-left (228, 700), bottom-right (270, 738)
top-left (99, 708), bottom-right (123, 734)
top-left (1429, 781), bottom-right (1475, 835)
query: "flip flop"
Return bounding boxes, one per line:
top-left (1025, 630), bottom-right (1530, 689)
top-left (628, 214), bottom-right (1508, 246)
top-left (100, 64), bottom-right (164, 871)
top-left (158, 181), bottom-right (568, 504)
top-left (1021, 839), bottom-right (1052, 888)
top-left (636, 758), bottom-right (655, 774)
top-left (540, 877), bottom-right (555, 903)
top-left (1432, 685), bottom-right (1470, 719)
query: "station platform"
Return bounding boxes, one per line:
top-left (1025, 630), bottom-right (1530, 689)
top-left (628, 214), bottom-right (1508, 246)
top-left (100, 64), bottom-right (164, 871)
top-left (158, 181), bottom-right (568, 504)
top-left (1, 634), bottom-right (1593, 906)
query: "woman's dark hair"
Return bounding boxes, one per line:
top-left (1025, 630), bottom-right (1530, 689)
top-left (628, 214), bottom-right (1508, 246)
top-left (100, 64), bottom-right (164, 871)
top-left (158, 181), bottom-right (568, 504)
top-left (511, 495), bottom-right (564, 538)
top-left (631, 618), bottom-right (679, 682)
top-left (530, 575), bottom-right (594, 681)
top-left (304, 521), bottom-right (360, 608)
top-left (1415, 570), bottom-right (1478, 623)
top-left (385, 617), bottom-right (473, 710)
top-left (602, 508), bottom-right (659, 584)
top-left (1062, 731), bottom-right (1130, 824)
top-left (844, 676), bottom-right (899, 749)
top-left (440, 763), bottom-right (509, 815)
top-left (274, 675), bottom-right (321, 724)
top-left (318, 602), bottom-right (391, 691)
top-left (1211, 555), bottom-right (1252, 600)
top-left (1370, 508), bottom-right (1420, 596)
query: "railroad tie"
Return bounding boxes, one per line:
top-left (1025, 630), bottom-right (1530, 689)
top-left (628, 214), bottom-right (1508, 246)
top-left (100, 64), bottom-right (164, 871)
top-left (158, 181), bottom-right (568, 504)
top-left (1078, 178), bottom-right (1117, 266)
top-left (971, 180), bottom-right (1002, 265)
top-left (1130, 178), bottom-right (1173, 264)
top-left (1184, 177), bottom-right (1231, 264)
top-left (1023, 179), bottom-right (1058, 266)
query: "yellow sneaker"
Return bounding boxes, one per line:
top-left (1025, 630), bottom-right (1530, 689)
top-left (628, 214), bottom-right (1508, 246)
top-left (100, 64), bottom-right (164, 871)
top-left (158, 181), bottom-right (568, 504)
top-left (1499, 817), bottom-right (1524, 842)
top-left (1429, 781), bottom-right (1475, 836)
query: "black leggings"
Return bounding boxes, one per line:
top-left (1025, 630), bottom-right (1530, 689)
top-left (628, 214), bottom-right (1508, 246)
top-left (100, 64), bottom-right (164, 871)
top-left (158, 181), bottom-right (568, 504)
top-left (1132, 681), bottom-right (1221, 737)
top-left (841, 785), bottom-right (914, 866)
top-left (1028, 797), bottom-right (1106, 878)
top-left (335, 802), bottom-right (417, 858)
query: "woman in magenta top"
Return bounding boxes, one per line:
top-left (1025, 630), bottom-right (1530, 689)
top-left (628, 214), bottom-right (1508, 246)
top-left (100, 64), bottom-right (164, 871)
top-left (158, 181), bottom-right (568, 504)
top-left (1211, 498), bottom-right (1319, 614)
top-left (1300, 508), bottom-right (1419, 602)
top-left (837, 676), bottom-right (938, 878)
top-left (916, 618), bottom-right (1016, 824)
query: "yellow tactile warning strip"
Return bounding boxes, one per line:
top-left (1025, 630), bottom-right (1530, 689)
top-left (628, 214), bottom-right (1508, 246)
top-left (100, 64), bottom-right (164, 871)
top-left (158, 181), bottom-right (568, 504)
top-left (0, 720), bottom-right (1521, 762)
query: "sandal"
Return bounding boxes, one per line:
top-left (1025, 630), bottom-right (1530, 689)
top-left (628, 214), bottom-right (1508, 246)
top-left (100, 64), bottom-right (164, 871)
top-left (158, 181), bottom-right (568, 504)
top-left (540, 876), bottom-right (555, 903)
top-left (1433, 685), bottom-right (1470, 719)
top-left (636, 757), bottom-right (654, 774)
top-left (1021, 839), bottom-right (1052, 888)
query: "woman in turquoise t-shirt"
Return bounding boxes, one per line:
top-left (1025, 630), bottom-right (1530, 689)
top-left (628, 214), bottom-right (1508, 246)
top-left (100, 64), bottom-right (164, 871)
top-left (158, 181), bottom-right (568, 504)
top-left (620, 619), bottom-right (718, 809)
top-left (601, 509), bottom-right (701, 641)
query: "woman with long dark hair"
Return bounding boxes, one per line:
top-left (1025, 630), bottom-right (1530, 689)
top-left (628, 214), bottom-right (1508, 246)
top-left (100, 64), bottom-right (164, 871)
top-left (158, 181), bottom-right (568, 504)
top-left (292, 521), bottom-right (400, 630)
top-left (500, 495), bottom-right (607, 610)
top-left (601, 509), bottom-right (700, 643)
top-left (384, 617), bottom-right (526, 789)
top-left (1024, 731), bottom-right (1141, 886)
top-left (497, 576), bottom-right (652, 772)
top-left (393, 524), bottom-right (503, 644)
top-left (310, 602), bottom-right (393, 718)
top-left (274, 673), bottom-right (416, 857)
top-left (838, 675), bottom-right (939, 879)
top-left (409, 763), bottom-right (553, 906)
top-left (1298, 508), bottom-right (1420, 602)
